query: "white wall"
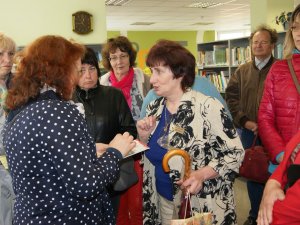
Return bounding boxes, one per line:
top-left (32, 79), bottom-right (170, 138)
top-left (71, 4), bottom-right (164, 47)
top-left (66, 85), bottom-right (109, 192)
top-left (0, 0), bottom-right (106, 46)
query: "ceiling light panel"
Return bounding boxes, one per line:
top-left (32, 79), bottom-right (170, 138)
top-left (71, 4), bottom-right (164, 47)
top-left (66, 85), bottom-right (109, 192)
top-left (186, 0), bottom-right (237, 9)
top-left (131, 22), bottom-right (155, 25)
top-left (105, 0), bottom-right (132, 6)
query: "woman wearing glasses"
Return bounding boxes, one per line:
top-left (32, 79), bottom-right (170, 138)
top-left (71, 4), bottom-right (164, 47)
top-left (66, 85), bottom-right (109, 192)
top-left (257, 4), bottom-right (300, 225)
top-left (101, 36), bottom-right (151, 225)
top-left (137, 40), bottom-right (244, 225)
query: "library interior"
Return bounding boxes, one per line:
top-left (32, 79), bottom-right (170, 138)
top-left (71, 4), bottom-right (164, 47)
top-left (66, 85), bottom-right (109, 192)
top-left (1, 0), bottom-right (300, 225)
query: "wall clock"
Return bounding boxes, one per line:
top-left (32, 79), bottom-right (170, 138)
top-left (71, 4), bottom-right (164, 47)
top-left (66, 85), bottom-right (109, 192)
top-left (72, 11), bottom-right (93, 35)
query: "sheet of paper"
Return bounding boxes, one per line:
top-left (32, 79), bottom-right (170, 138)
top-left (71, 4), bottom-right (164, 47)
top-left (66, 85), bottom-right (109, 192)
top-left (125, 140), bottom-right (149, 158)
top-left (0, 155), bottom-right (8, 169)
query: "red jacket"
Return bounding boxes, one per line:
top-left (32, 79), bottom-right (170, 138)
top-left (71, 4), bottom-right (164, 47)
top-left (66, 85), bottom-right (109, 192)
top-left (258, 54), bottom-right (300, 163)
top-left (270, 130), bottom-right (300, 224)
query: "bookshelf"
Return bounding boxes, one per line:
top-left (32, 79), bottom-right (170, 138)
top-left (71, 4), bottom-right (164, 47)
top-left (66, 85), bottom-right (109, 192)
top-left (197, 32), bottom-right (286, 93)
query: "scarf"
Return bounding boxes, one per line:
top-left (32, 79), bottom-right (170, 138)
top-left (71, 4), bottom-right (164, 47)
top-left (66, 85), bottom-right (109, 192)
top-left (293, 48), bottom-right (300, 54)
top-left (109, 67), bottom-right (134, 109)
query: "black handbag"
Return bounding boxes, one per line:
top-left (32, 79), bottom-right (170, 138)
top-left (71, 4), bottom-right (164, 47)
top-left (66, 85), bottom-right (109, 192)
top-left (113, 157), bottom-right (138, 191)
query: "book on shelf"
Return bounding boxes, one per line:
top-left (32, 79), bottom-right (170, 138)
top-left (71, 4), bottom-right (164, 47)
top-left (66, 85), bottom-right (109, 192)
top-left (231, 46), bottom-right (251, 66)
top-left (213, 45), bottom-right (227, 65)
top-left (198, 46), bottom-right (229, 66)
top-left (200, 70), bottom-right (229, 92)
top-left (198, 51), bottom-right (206, 66)
top-left (204, 51), bottom-right (214, 65)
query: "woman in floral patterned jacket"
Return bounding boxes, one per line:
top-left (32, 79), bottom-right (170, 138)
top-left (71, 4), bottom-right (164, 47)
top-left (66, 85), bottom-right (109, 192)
top-left (137, 40), bottom-right (244, 225)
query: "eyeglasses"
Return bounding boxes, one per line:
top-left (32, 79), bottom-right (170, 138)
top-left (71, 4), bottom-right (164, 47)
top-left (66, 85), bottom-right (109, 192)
top-left (81, 66), bottom-right (96, 74)
top-left (252, 41), bottom-right (270, 46)
top-left (0, 51), bottom-right (15, 58)
top-left (109, 54), bottom-right (129, 62)
top-left (291, 25), bottom-right (300, 32)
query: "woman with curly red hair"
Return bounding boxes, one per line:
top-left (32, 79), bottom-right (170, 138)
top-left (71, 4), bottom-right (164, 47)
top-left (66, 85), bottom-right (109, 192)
top-left (3, 35), bottom-right (135, 225)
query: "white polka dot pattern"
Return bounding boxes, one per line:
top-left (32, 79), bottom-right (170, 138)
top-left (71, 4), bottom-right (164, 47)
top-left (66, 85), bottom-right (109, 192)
top-left (4, 98), bottom-right (122, 225)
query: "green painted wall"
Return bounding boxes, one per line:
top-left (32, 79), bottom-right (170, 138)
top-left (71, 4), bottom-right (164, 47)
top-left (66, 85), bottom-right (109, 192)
top-left (126, 31), bottom-right (197, 69)
top-left (107, 31), bottom-right (121, 39)
top-left (203, 30), bottom-right (215, 43)
top-left (251, 0), bottom-right (293, 31)
top-left (266, 0), bottom-right (294, 32)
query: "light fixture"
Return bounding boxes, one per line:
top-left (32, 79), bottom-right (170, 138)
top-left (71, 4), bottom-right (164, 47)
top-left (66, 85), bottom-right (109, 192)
top-left (131, 22), bottom-right (155, 26)
top-left (192, 22), bottom-right (214, 25)
top-left (186, 0), bottom-right (237, 9)
top-left (105, 0), bottom-right (132, 6)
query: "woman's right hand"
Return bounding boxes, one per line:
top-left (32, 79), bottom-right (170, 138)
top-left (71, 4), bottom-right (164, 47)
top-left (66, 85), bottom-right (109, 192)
top-left (257, 179), bottom-right (285, 225)
top-left (136, 116), bottom-right (156, 144)
top-left (109, 132), bottom-right (136, 157)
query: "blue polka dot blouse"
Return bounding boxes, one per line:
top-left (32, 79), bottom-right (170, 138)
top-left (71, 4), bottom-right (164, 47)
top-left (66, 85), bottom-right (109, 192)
top-left (4, 91), bottom-right (122, 225)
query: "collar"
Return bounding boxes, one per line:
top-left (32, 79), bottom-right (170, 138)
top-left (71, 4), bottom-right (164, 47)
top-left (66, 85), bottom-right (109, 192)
top-left (255, 55), bottom-right (271, 70)
top-left (293, 48), bottom-right (300, 54)
top-left (40, 84), bottom-right (57, 93)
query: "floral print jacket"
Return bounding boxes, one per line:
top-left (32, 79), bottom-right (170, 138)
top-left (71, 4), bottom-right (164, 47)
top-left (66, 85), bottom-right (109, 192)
top-left (143, 89), bottom-right (244, 225)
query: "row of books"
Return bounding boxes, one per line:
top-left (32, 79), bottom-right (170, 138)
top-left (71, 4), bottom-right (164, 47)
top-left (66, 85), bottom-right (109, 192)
top-left (231, 46), bottom-right (251, 66)
top-left (198, 45), bottom-right (229, 66)
top-left (199, 70), bottom-right (229, 93)
top-left (198, 45), bottom-right (252, 67)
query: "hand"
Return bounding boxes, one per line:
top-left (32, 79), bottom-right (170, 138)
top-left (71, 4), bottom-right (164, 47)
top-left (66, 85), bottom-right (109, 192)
top-left (136, 116), bottom-right (156, 144)
top-left (244, 121), bottom-right (258, 134)
top-left (176, 166), bottom-right (218, 194)
top-left (257, 179), bottom-right (285, 225)
top-left (96, 143), bottom-right (109, 157)
top-left (108, 132), bottom-right (136, 157)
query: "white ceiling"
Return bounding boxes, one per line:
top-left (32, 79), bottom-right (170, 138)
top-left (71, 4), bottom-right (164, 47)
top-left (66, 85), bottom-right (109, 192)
top-left (105, 0), bottom-right (251, 32)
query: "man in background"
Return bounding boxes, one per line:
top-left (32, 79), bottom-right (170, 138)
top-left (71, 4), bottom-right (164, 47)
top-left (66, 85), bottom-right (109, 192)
top-left (225, 25), bottom-right (278, 225)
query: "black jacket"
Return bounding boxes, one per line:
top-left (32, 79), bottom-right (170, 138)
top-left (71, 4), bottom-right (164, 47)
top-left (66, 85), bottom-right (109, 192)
top-left (73, 82), bottom-right (137, 143)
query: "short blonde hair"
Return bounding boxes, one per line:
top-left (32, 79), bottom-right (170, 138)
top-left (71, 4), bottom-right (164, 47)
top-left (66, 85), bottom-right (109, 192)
top-left (0, 32), bottom-right (16, 52)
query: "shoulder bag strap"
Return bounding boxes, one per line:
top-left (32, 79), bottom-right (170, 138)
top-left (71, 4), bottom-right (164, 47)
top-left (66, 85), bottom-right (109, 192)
top-left (251, 134), bottom-right (258, 149)
top-left (287, 58), bottom-right (300, 95)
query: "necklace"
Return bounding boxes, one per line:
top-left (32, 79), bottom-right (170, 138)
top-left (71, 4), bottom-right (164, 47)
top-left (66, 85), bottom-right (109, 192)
top-left (163, 105), bottom-right (173, 132)
top-left (157, 105), bottom-right (174, 149)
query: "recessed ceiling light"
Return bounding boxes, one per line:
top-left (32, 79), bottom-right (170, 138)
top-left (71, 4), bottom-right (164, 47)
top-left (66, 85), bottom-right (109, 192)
top-left (105, 0), bottom-right (132, 6)
top-left (131, 22), bottom-right (155, 25)
top-left (186, 0), bottom-right (237, 9)
top-left (192, 22), bottom-right (214, 25)
top-left (188, 2), bottom-right (221, 8)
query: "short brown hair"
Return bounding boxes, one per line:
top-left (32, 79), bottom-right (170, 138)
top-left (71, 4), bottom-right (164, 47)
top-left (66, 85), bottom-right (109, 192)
top-left (249, 24), bottom-right (278, 45)
top-left (146, 40), bottom-right (195, 91)
top-left (101, 36), bottom-right (136, 71)
top-left (6, 35), bottom-right (85, 110)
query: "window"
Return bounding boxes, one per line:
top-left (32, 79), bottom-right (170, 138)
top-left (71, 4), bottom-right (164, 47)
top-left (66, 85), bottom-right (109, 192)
top-left (218, 30), bottom-right (250, 40)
